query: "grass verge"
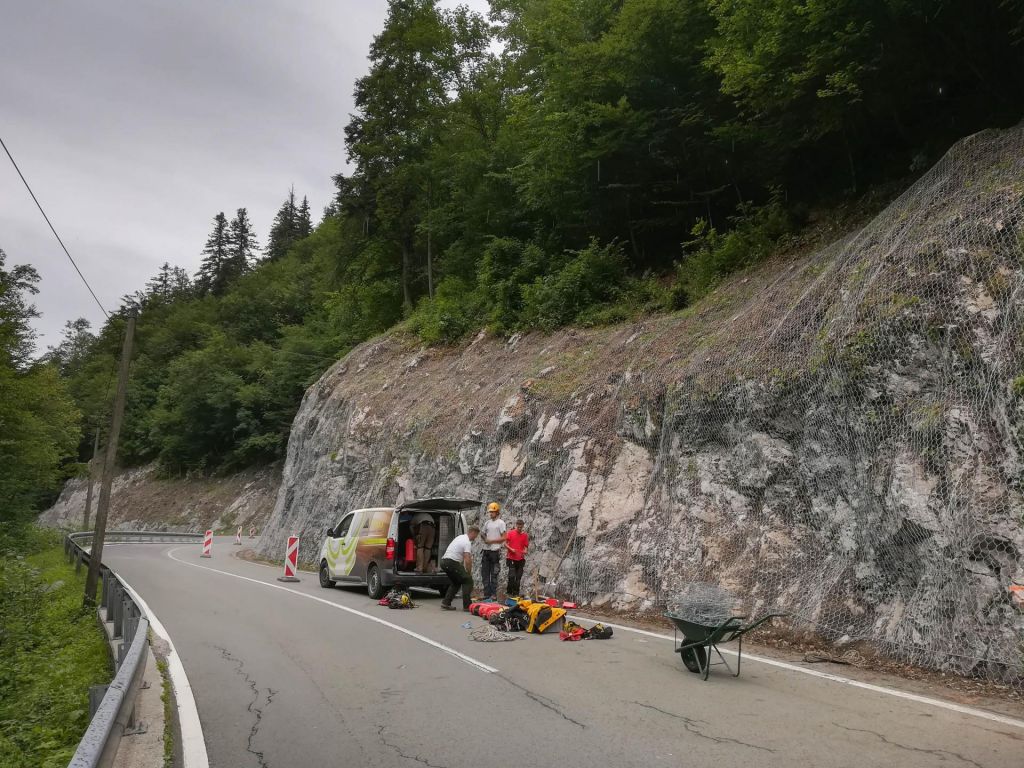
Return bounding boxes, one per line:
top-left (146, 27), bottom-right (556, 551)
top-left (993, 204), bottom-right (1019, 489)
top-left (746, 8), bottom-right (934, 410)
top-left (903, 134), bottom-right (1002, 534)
top-left (0, 527), bottom-right (112, 768)
top-left (155, 656), bottom-right (174, 767)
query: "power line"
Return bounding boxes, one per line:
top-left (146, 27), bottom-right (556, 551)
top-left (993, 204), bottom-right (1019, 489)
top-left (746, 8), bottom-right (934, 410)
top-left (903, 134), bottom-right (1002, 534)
top-left (1, 135), bottom-right (110, 319)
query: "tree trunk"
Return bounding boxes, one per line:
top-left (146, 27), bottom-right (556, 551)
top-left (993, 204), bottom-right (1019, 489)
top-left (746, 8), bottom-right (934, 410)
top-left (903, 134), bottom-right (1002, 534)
top-left (401, 241), bottom-right (412, 311)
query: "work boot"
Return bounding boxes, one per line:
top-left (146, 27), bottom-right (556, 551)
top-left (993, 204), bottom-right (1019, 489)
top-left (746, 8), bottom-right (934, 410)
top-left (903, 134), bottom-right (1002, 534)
top-left (441, 602), bottom-right (455, 611)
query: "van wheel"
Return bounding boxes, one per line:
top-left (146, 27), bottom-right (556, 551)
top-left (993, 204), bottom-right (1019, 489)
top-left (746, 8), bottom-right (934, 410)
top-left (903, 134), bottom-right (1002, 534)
top-left (319, 560), bottom-right (335, 588)
top-left (367, 564), bottom-right (385, 599)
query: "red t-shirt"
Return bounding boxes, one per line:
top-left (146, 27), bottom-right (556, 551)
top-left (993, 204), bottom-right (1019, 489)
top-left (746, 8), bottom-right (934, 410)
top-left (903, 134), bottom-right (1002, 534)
top-left (506, 529), bottom-right (529, 561)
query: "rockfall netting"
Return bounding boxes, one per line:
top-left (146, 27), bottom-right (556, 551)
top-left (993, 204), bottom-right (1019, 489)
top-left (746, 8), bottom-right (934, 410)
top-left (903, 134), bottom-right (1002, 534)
top-left (262, 126), bottom-right (1024, 689)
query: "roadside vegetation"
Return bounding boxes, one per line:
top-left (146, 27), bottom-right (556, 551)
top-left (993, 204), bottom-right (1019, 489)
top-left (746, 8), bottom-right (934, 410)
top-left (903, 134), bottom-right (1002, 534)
top-left (0, 527), bottom-right (111, 768)
top-left (7, 0), bottom-right (1024, 480)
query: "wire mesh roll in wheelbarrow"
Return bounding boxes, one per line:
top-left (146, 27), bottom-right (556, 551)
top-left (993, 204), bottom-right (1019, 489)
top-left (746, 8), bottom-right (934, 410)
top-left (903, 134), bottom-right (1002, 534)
top-left (667, 583), bottom-right (737, 625)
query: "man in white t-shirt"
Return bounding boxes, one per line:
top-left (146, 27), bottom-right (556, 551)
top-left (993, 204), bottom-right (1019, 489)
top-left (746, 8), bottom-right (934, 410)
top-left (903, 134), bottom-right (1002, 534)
top-left (440, 526), bottom-right (479, 611)
top-left (480, 502), bottom-right (507, 601)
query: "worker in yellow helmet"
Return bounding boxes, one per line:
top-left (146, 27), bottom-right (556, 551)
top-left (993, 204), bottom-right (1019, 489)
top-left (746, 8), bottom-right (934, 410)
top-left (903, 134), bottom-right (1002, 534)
top-left (480, 502), bottom-right (507, 601)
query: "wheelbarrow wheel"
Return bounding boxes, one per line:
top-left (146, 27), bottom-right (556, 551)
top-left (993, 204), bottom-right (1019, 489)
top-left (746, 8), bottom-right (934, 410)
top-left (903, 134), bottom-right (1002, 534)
top-left (679, 645), bottom-right (707, 674)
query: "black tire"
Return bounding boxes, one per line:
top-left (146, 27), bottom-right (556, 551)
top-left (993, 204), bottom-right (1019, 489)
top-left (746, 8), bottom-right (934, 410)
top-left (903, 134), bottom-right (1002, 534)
top-left (366, 564), bottom-right (385, 599)
top-left (319, 560), bottom-right (335, 588)
top-left (679, 645), bottom-right (707, 674)
top-left (435, 584), bottom-right (449, 595)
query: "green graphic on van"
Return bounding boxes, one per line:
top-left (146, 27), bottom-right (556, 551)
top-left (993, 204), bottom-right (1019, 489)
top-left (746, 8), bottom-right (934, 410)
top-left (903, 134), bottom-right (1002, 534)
top-left (326, 534), bottom-right (359, 576)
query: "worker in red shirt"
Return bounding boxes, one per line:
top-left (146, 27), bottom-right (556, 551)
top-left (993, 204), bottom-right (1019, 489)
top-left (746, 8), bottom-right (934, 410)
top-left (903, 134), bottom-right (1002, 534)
top-left (505, 519), bottom-right (529, 598)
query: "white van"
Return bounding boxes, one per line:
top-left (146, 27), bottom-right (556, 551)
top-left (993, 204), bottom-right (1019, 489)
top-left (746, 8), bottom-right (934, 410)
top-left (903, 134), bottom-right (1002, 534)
top-left (316, 498), bottom-right (480, 599)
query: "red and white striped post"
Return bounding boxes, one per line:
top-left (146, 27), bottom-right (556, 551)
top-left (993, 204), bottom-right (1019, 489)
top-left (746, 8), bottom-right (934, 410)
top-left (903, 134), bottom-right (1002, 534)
top-left (234, 526), bottom-right (242, 545)
top-left (201, 529), bottom-right (213, 558)
top-left (249, 525), bottom-right (256, 539)
top-left (277, 535), bottom-right (300, 582)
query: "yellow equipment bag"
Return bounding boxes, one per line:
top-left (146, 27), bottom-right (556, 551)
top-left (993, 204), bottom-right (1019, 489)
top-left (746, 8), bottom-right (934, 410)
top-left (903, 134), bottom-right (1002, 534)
top-left (517, 599), bottom-right (566, 634)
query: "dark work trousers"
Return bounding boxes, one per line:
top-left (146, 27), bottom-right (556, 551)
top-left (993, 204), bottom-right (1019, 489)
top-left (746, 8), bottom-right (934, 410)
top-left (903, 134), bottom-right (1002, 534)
top-left (441, 558), bottom-right (473, 609)
top-left (506, 558), bottom-right (525, 596)
top-left (481, 549), bottom-right (501, 599)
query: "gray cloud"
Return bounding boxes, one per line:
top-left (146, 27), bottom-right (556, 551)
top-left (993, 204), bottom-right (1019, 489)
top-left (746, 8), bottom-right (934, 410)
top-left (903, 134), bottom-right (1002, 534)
top-left (1, 0), bottom-right (487, 350)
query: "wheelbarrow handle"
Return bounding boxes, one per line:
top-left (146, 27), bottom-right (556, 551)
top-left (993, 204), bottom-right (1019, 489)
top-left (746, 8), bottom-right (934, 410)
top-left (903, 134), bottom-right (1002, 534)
top-left (737, 612), bottom-right (789, 634)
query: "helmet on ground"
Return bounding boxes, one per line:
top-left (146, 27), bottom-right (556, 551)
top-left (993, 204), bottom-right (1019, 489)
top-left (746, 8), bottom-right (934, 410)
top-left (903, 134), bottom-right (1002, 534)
top-left (487, 502), bottom-right (501, 513)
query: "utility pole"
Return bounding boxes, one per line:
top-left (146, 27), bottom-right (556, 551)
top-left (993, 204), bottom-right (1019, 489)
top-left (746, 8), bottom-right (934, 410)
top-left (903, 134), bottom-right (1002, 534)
top-left (82, 429), bottom-right (99, 530)
top-left (84, 314), bottom-right (135, 606)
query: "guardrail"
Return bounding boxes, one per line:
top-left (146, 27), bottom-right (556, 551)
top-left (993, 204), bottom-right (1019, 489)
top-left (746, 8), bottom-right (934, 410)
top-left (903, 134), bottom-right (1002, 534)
top-left (64, 530), bottom-right (203, 768)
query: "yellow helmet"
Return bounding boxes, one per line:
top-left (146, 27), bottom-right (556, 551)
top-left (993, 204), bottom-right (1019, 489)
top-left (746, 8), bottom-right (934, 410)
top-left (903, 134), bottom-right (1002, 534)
top-left (487, 502), bottom-right (501, 513)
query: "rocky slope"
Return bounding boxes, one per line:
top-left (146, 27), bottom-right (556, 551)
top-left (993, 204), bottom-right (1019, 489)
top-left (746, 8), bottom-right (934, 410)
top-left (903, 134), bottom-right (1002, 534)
top-left (40, 463), bottom-right (280, 534)
top-left (261, 126), bottom-right (1024, 685)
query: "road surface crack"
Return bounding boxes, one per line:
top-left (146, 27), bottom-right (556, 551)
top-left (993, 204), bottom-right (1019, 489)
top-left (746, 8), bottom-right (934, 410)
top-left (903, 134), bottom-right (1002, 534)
top-left (496, 673), bottom-right (586, 728)
top-left (377, 724), bottom-right (448, 768)
top-left (834, 723), bottom-right (985, 768)
top-left (216, 646), bottom-right (277, 768)
top-left (634, 701), bottom-right (775, 753)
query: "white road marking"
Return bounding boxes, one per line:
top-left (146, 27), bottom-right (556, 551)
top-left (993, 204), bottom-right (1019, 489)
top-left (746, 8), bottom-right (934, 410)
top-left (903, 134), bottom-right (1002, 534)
top-left (166, 546), bottom-right (497, 674)
top-left (567, 615), bottom-right (1024, 731)
top-left (120, 578), bottom-right (210, 768)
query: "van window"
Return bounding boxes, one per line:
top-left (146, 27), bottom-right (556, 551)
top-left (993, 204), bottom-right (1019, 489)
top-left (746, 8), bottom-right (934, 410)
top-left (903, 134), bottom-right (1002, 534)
top-left (360, 509), bottom-right (391, 538)
top-left (334, 513), bottom-right (355, 538)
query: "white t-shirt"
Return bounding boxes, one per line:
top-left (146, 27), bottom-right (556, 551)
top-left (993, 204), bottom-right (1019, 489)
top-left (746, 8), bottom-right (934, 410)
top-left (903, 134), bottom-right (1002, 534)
top-left (443, 534), bottom-right (473, 562)
top-left (411, 512), bottom-right (434, 527)
top-left (482, 518), bottom-right (507, 551)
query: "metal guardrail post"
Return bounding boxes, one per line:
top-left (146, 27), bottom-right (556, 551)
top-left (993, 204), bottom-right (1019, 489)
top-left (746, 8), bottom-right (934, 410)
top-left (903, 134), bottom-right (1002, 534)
top-left (88, 685), bottom-right (109, 720)
top-left (100, 570), bottom-right (110, 611)
top-left (111, 588), bottom-right (123, 639)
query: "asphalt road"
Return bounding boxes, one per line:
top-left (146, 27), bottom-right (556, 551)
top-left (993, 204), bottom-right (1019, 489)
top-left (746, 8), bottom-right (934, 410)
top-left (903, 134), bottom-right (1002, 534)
top-left (103, 538), bottom-right (1023, 768)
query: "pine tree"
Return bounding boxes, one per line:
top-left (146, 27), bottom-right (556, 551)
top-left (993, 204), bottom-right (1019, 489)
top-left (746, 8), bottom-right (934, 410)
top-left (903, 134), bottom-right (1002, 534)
top-left (146, 262), bottom-right (173, 301)
top-left (169, 266), bottom-right (192, 297)
top-left (265, 188), bottom-right (299, 261)
top-left (196, 212), bottom-right (231, 296)
top-left (297, 196), bottom-right (312, 238)
top-left (226, 208), bottom-right (258, 280)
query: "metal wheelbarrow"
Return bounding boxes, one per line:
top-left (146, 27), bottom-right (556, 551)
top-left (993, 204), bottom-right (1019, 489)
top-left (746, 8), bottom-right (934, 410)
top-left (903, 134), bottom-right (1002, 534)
top-left (665, 611), bottom-right (786, 680)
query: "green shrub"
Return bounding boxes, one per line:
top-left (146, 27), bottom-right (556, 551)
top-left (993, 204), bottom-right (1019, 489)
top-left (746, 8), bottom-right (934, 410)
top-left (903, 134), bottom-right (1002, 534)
top-left (675, 196), bottom-right (791, 303)
top-left (476, 237), bottom-right (551, 333)
top-left (519, 239), bottom-right (629, 331)
top-left (406, 277), bottom-right (485, 344)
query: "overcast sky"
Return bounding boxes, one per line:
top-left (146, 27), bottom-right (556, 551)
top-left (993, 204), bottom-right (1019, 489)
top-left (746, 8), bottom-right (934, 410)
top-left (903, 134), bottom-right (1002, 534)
top-left (1, 0), bottom-right (488, 351)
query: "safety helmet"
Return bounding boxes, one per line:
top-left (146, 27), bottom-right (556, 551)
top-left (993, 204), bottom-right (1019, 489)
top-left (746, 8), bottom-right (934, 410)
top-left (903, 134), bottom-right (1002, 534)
top-left (487, 502), bottom-right (501, 513)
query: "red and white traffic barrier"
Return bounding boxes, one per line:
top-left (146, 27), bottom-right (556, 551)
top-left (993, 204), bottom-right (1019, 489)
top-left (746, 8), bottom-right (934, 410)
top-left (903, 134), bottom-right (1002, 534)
top-left (277, 535), bottom-right (300, 582)
top-left (201, 529), bottom-right (213, 558)
top-left (235, 526), bottom-right (242, 545)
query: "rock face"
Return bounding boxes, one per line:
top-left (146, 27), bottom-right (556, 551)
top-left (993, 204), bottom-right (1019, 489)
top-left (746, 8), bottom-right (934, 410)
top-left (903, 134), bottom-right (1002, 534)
top-left (262, 127), bottom-right (1023, 685)
top-left (40, 463), bottom-right (280, 533)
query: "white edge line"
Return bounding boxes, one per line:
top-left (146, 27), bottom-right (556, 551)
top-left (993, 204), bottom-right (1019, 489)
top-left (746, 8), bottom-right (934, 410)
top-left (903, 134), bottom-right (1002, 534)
top-left (567, 615), bottom-right (1024, 731)
top-left (166, 546), bottom-right (497, 674)
top-left (119, 577), bottom-right (210, 768)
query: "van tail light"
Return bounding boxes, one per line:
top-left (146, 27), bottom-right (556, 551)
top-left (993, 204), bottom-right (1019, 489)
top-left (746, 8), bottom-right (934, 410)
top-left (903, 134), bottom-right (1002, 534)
top-left (385, 538), bottom-right (396, 560)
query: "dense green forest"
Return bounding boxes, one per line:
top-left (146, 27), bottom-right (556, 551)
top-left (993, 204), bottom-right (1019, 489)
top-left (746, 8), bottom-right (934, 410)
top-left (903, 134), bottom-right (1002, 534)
top-left (4, 0), bottom-right (1023, 500)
